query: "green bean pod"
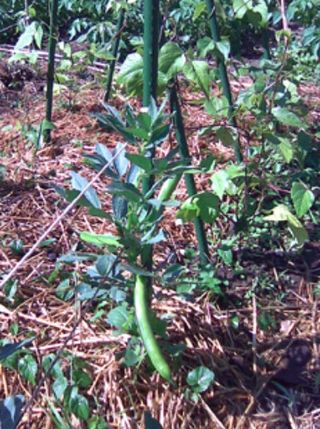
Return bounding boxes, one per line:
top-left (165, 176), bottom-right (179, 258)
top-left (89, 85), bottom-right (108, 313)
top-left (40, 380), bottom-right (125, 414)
top-left (134, 275), bottom-right (171, 381)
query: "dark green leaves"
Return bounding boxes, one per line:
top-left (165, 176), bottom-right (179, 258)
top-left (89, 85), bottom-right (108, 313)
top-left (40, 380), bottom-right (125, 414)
top-left (70, 172), bottom-right (101, 209)
top-left (0, 395), bottom-right (25, 429)
top-left (291, 182), bottom-right (315, 217)
top-left (64, 387), bottom-right (89, 421)
top-left (18, 354), bottom-right (38, 385)
top-left (265, 204), bottom-right (309, 246)
top-left (80, 232), bottom-right (122, 248)
top-left (107, 304), bottom-right (134, 334)
top-left (159, 42), bottom-right (186, 79)
top-left (108, 181), bottom-right (143, 203)
top-left (184, 60), bottom-right (211, 98)
top-left (177, 192), bottom-right (220, 223)
top-left (187, 366), bottom-right (215, 393)
top-left (271, 107), bottom-right (306, 129)
top-left (0, 337), bottom-right (35, 361)
top-left (144, 412), bottom-right (163, 429)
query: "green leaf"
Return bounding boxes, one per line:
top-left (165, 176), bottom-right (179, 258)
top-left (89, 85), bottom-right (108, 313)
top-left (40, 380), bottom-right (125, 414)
top-left (72, 369), bottom-right (92, 388)
top-left (253, 1), bottom-right (269, 27)
top-left (216, 126), bottom-right (237, 147)
top-left (113, 143), bottom-right (129, 176)
top-left (108, 181), bottom-right (143, 203)
top-left (204, 96), bottom-right (229, 117)
top-left (184, 60), bottom-right (210, 98)
top-left (126, 153), bottom-right (153, 172)
top-left (159, 42), bottom-right (185, 79)
top-left (193, 192), bottom-right (220, 223)
top-left (271, 107), bottom-right (306, 129)
top-left (0, 395), bottom-right (25, 429)
top-left (52, 376), bottom-right (68, 400)
top-left (80, 231), bottom-right (122, 248)
top-left (193, 2), bottom-right (207, 20)
top-left (124, 337), bottom-right (143, 367)
top-left (42, 354), bottom-right (64, 379)
top-left (291, 182), bottom-right (315, 218)
top-left (56, 278), bottom-right (74, 301)
top-left (177, 192), bottom-right (220, 223)
top-left (88, 416), bottom-right (108, 429)
top-left (70, 172), bottom-right (101, 209)
top-left (48, 401), bottom-right (71, 429)
top-left (118, 53), bottom-right (144, 96)
top-left (0, 337), bottom-right (35, 361)
top-left (9, 239), bottom-right (24, 255)
top-left (264, 204), bottom-right (309, 246)
top-left (233, 0), bottom-right (250, 19)
top-left (278, 138), bottom-right (294, 163)
top-left (144, 412), bottom-right (163, 429)
top-left (177, 199), bottom-right (199, 221)
top-left (18, 354), bottom-right (38, 385)
top-left (34, 24), bottom-right (43, 49)
top-left (211, 169), bottom-right (230, 200)
top-left (107, 304), bottom-right (133, 332)
top-left (15, 22), bottom-right (37, 50)
top-left (197, 37), bottom-right (215, 57)
top-left (216, 40), bottom-right (230, 60)
top-left (70, 393), bottom-right (89, 420)
top-left (186, 366), bottom-right (215, 393)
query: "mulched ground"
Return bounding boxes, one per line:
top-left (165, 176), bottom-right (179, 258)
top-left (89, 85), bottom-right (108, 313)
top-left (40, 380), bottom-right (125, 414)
top-left (0, 59), bottom-right (320, 429)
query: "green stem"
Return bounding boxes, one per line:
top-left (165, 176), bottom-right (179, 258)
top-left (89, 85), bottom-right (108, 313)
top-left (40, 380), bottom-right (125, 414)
top-left (45, 0), bottom-right (59, 143)
top-left (170, 84), bottom-right (210, 266)
top-left (104, 7), bottom-right (125, 103)
top-left (205, 0), bottom-right (242, 163)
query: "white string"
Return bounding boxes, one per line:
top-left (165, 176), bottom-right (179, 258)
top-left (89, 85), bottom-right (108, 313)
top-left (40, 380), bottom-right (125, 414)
top-left (0, 143), bottom-right (127, 289)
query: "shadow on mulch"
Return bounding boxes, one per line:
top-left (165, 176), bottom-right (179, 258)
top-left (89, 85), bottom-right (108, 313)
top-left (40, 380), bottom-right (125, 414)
top-left (236, 242), bottom-right (320, 282)
top-left (172, 314), bottom-right (320, 428)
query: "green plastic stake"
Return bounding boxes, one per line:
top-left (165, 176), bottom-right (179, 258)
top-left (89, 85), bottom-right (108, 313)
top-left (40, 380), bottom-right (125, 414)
top-left (45, 0), bottom-right (59, 143)
top-left (205, 0), bottom-right (242, 162)
top-left (104, 7), bottom-right (126, 103)
top-left (170, 84), bottom-right (210, 266)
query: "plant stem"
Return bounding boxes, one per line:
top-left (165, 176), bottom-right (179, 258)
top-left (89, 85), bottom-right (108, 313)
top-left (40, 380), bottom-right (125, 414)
top-left (104, 7), bottom-right (126, 103)
top-left (45, 0), bottom-right (59, 143)
top-left (205, 0), bottom-right (242, 162)
top-left (170, 84), bottom-right (210, 266)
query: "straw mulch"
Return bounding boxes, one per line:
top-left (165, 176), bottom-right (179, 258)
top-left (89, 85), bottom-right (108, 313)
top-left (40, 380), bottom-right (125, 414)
top-left (0, 71), bottom-right (319, 429)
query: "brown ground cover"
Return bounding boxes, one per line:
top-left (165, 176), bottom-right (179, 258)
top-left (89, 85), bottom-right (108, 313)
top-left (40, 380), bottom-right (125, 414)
top-left (0, 61), bottom-right (320, 429)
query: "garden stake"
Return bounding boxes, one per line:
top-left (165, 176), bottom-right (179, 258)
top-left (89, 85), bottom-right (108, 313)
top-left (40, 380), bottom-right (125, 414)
top-left (104, 7), bottom-right (126, 103)
top-left (170, 84), bottom-right (210, 266)
top-left (262, 28), bottom-right (271, 60)
top-left (136, 0), bottom-right (167, 378)
top-left (141, 0), bottom-right (160, 273)
top-left (205, 0), bottom-right (242, 162)
top-left (45, 0), bottom-right (59, 143)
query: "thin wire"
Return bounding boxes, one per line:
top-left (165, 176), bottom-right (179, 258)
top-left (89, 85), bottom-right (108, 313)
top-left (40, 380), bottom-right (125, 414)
top-left (8, 142), bottom-right (128, 426)
top-left (0, 142), bottom-right (127, 289)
